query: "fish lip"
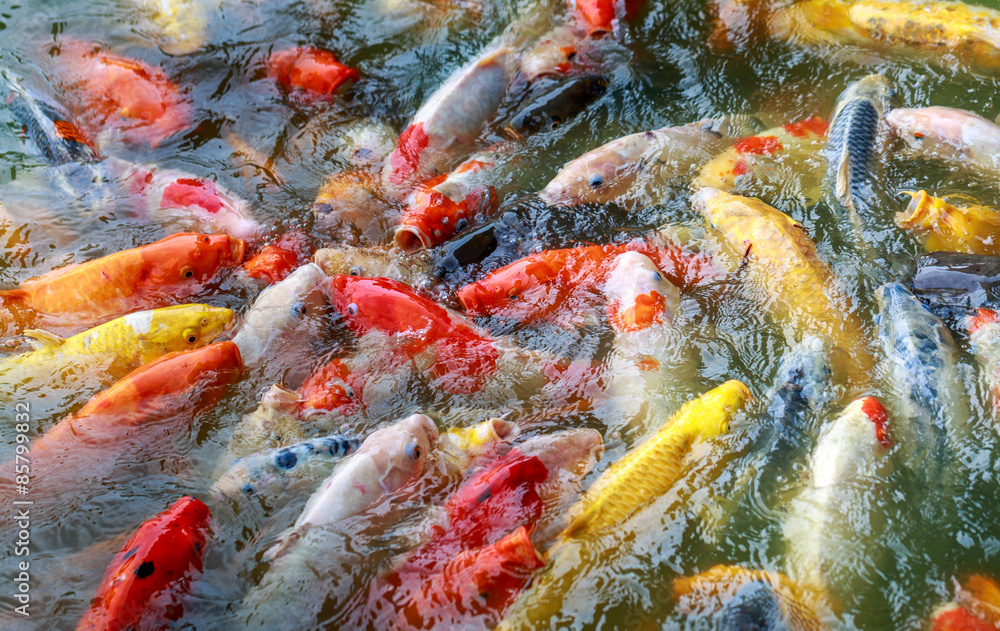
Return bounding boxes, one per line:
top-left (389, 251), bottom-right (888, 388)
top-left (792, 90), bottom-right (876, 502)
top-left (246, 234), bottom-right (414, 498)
top-left (230, 236), bottom-right (247, 263)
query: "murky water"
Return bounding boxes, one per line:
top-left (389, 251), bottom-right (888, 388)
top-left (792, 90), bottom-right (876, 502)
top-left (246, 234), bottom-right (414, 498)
top-left (2, 0), bottom-right (1000, 628)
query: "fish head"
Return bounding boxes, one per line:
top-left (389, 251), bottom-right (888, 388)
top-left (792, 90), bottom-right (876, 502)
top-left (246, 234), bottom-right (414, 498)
top-left (539, 150), bottom-right (630, 206)
top-left (313, 245), bottom-right (390, 277)
top-left (395, 179), bottom-right (465, 253)
top-left (694, 380), bottom-right (752, 437)
top-left (456, 255), bottom-right (563, 321)
top-left (443, 451), bottom-right (549, 531)
top-left (258, 383), bottom-right (301, 414)
top-left (854, 396), bottom-right (892, 449)
top-left (243, 231), bottom-right (313, 284)
top-left (239, 263), bottom-right (329, 337)
top-left (136, 304), bottom-right (235, 352)
top-left (884, 106), bottom-right (979, 151)
top-left (368, 413), bottom-right (439, 494)
top-left (459, 525), bottom-right (544, 605)
top-left (896, 190), bottom-right (947, 234)
top-left (144, 233), bottom-right (246, 288)
top-left (155, 174), bottom-right (261, 241)
top-left (604, 251), bottom-right (680, 332)
top-left (438, 417), bottom-right (519, 470)
top-left (267, 47), bottom-right (359, 98)
top-left (517, 429), bottom-right (604, 480)
top-left (968, 308), bottom-right (1000, 336)
top-left (329, 274), bottom-right (452, 340)
top-left (874, 281), bottom-right (925, 329)
top-left (836, 74), bottom-right (899, 117)
top-left (690, 187), bottom-right (736, 232)
top-left (297, 358), bottom-right (365, 418)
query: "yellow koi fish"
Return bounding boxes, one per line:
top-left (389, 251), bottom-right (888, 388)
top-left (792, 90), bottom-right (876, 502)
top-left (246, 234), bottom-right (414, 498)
top-left (898, 190), bottom-right (1000, 255)
top-left (692, 187), bottom-right (876, 381)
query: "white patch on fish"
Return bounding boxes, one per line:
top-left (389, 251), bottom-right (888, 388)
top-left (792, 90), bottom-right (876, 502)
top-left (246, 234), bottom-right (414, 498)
top-left (123, 310), bottom-right (155, 335)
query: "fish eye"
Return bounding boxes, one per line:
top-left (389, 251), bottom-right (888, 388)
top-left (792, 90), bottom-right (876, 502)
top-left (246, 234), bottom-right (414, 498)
top-left (292, 301), bottom-right (307, 317)
top-left (348, 265), bottom-right (363, 277)
top-left (651, 271), bottom-right (661, 281)
top-left (201, 236), bottom-right (210, 243)
top-left (183, 328), bottom-right (198, 344)
top-left (508, 294), bottom-right (518, 301)
top-left (181, 267), bottom-right (194, 278)
top-left (315, 203), bottom-right (334, 215)
top-left (589, 175), bottom-right (603, 189)
top-left (455, 218), bottom-right (469, 232)
top-left (347, 303), bottom-right (358, 316)
top-left (344, 386), bottom-right (354, 399)
top-left (406, 442), bottom-right (422, 460)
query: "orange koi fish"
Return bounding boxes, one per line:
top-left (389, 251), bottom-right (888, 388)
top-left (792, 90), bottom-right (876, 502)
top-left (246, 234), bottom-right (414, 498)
top-left (395, 152), bottom-right (499, 252)
top-left (385, 526), bottom-right (544, 631)
top-left (382, 44), bottom-right (514, 197)
top-left (0, 233), bottom-right (244, 335)
top-left (296, 358), bottom-right (366, 419)
top-left (457, 240), bottom-right (719, 323)
top-left (329, 275), bottom-right (499, 393)
top-left (51, 40), bottom-right (192, 148)
top-left (76, 496), bottom-right (211, 631)
top-left (267, 46), bottom-right (359, 100)
top-left (693, 117), bottom-right (828, 191)
top-left (572, 0), bottom-right (645, 33)
top-left (244, 231), bottom-right (315, 284)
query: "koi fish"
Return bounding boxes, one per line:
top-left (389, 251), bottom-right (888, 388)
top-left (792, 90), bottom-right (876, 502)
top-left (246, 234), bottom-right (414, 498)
top-left (518, 25), bottom-right (586, 81)
top-left (141, 0), bottom-right (212, 55)
top-left (295, 358), bottom-right (366, 420)
top-left (603, 250), bottom-right (680, 333)
top-left (438, 417), bottom-right (519, 471)
top-left (383, 526), bottom-right (545, 631)
top-left (966, 308), bottom-right (1000, 414)
top-left (782, 397), bottom-right (892, 595)
top-left (232, 263), bottom-right (330, 366)
top-left (50, 40), bottom-right (193, 148)
top-left (0, 304), bottom-right (234, 394)
top-left (312, 244), bottom-right (434, 288)
top-left (876, 282), bottom-right (970, 458)
top-left (886, 107), bottom-right (1000, 177)
top-left (329, 275), bottom-right (499, 394)
top-left (673, 564), bottom-right (835, 631)
top-left (267, 46), bottom-right (359, 100)
top-left (692, 187), bottom-right (876, 381)
top-left (76, 497), bottom-right (211, 631)
top-left (312, 169), bottom-right (394, 244)
top-left (693, 117), bottom-right (828, 192)
top-left (506, 74), bottom-right (609, 138)
top-left (3, 75), bottom-right (98, 165)
top-left (382, 44), bottom-right (515, 197)
top-left (226, 384), bottom-right (306, 462)
top-left (826, 74), bottom-right (897, 213)
top-left (539, 119), bottom-right (734, 208)
top-left (456, 239), bottom-right (718, 324)
top-left (210, 434), bottom-right (361, 506)
top-left (909, 251), bottom-right (1000, 309)
top-left (394, 150), bottom-right (500, 252)
top-left (931, 603), bottom-right (997, 631)
top-left (949, 574), bottom-right (1000, 628)
top-left (114, 160), bottom-right (264, 241)
top-left (0, 233), bottom-right (244, 335)
top-left (897, 191), bottom-right (1000, 256)
top-left (243, 231), bottom-right (314, 284)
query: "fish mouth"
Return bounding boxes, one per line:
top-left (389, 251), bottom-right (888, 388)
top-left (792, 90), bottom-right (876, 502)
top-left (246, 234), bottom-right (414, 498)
top-left (230, 236), bottom-right (247, 263)
top-left (394, 225), bottom-right (432, 253)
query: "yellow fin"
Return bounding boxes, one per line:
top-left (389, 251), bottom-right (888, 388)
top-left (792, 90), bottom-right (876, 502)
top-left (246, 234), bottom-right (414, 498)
top-left (23, 329), bottom-right (64, 348)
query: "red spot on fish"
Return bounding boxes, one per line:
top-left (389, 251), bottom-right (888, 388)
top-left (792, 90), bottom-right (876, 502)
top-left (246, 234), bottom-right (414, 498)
top-left (267, 47), bottom-right (359, 98)
top-left (162, 178), bottom-right (223, 214)
top-left (638, 356), bottom-right (660, 371)
top-left (731, 158), bottom-right (749, 177)
top-left (781, 117), bottom-right (828, 138)
top-left (388, 122), bottom-right (430, 188)
top-left (860, 397), bottom-right (892, 449)
top-left (734, 135), bottom-right (783, 155)
top-left (968, 308), bottom-right (999, 335)
top-left (607, 291), bottom-right (665, 332)
top-left (930, 605), bottom-right (995, 631)
top-left (297, 359), bottom-right (365, 416)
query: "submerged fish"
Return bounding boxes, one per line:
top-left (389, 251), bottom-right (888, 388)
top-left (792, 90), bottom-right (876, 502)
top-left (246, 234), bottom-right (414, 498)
top-left (673, 564), bottom-right (834, 631)
top-left (76, 496), bottom-right (211, 631)
top-left (693, 117), bottom-right (828, 192)
top-left (243, 231), bottom-right (314, 284)
top-left (312, 244), bottom-right (434, 288)
top-left (3, 76), bottom-right (98, 165)
top-left (226, 384), bottom-right (306, 462)
top-left (782, 397), bottom-right (892, 595)
top-left (141, 0), bottom-right (212, 55)
top-left (825, 74), bottom-right (897, 213)
top-left (909, 251), bottom-right (1000, 309)
top-left (876, 282), bottom-right (970, 455)
top-left (966, 308), bottom-right (1000, 414)
top-left (437, 417), bottom-right (519, 471)
top-left (692, 187), bottom-right (876, 382)
top-left (886, 106), bottom-right (1000, 177)
top-left (295, 358), bottom-right (366, 421)
top-left (539, 119), bottom-right (734, 207)
top-left (0, 233), bottom-right (244, 335)
top-left (210, 435), bottom-right (361, 506)
top-left (267, 46), bottom-right (359, 100)
top-left (507, 75), bottom-right (608, 138)
top-left (898, 190), bottom-right (1000, 255)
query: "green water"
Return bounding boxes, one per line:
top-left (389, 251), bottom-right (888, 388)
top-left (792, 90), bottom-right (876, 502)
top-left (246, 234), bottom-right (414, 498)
top-left (1, 0), bottom-right (1000, 628)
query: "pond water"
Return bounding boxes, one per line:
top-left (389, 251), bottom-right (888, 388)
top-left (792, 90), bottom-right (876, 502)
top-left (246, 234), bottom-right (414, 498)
top-left (2, 0), bottom-right (1000, 628)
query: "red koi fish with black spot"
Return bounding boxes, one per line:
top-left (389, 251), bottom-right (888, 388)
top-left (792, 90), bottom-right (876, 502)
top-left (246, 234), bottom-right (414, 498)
top-left (76, 496), bottom-right (211, 631)
top-left (395, 151), bottom-right (500, 252)
top-left (329, 275), bottom-right (499, 394)
top-left (457, 239), bottom-right (719, 324)
top-left (382, 44), bottom-right (515, 198)
top-left (692, 117), bottom-right (828, 191)
top-left (267, 46), bottom-right (359, 100)
top-left (50, 39), bottom-right (193, 148)
top-left (0, 233), bottom-right (245, 336)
